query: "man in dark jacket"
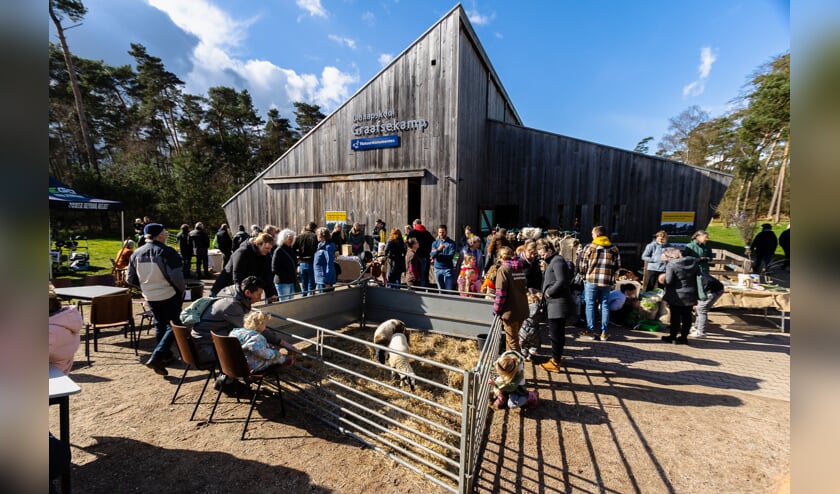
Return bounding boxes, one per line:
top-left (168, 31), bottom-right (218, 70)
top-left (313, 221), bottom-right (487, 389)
top-left (126, 223), bottom-right (185, 376)
top-left (778, 224), bottom-right (790, 270)
top-left (406, 219), bottom-right (435, 287)
top-left (216, 224), bottom-right (233, 267)
top-left (232, 225), bottom-right (249, 251)
top-left (749, 223), bottom-right (778, 274)
top-left (293, 222), bottom-right (319, 296)
top-left (176, 224), bottom-right (193, 278)
top-left (189, 222), bottom-right (211, 277)
top-left (537, 239), bottom-right (575, 372)
top-left (191, 276), bottom-right (265, 363)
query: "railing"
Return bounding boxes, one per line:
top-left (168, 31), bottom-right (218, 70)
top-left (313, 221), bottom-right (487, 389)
top-left (260, 283), bottom-right (498, 494)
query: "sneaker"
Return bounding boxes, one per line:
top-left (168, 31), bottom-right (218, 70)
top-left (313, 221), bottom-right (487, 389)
top-left (145, 356), bottom-right (168, 376)
top-left (600, 332), bottom-right (609, 341)
top-left (214, 374), bottom-right (227, 390)
top-left (579, 331), bottom-right (596, 341)
top-left (541, 358), bottom-right (562, 373)
top-left (691, 331), bottom-right (707, 339)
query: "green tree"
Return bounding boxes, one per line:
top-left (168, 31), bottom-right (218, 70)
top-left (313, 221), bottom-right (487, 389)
top-left (293, 101), bottom-right (325, 135)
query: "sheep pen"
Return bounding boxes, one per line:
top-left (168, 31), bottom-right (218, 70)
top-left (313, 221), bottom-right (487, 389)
top-left (273, 323), bottom-right (481, 487)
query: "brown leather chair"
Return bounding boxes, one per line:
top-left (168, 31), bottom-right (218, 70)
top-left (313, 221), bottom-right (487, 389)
top-left (170, 322), bottom-right (217, 421)
top-left (85, 292), bottom-right (137, 363)
top-left (209, 332), bottom-right (286, 439)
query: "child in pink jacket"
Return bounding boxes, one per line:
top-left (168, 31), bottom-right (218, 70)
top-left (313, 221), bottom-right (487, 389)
top-left (49, 284), bottom-right (83, 374)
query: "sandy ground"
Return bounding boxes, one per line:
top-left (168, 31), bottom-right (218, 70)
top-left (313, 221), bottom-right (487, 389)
top-left (50, 287), bottom-right (789, 494)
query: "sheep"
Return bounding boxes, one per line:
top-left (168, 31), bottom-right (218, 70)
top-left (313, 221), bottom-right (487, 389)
top-left (372, 318), bottom-right (406, 364)
top-left (387, 332), bottom-right (416, 391)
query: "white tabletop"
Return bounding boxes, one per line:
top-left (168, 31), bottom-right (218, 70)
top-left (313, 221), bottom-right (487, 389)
top-left (49, 365), bottom-right (81, 399)
top-left (54, 285), bottom-right (128, 300)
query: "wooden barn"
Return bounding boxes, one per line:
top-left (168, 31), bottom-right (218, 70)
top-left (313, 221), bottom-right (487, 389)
top-left (222, 4), bottom-right (732, 248)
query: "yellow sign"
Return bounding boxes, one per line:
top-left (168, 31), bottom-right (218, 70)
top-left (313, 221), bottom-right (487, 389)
top-left (325, 211), bottom-right (347, 222)
top-left (660, 211), bottom-right (696, 223)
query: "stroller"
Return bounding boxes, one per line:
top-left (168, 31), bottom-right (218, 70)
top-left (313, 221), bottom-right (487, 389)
top-left (519, 292), bottom-right (546, 360)
top-left (68, 235), bottom-right (90, 271)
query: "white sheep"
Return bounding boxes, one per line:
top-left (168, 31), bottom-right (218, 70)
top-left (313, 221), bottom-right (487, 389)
top-left (372, 319), bottom-right (406, 364)
top-left (387, 332), bottom-right (416, 391)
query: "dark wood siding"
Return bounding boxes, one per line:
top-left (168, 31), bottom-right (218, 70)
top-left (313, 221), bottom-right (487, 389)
top-left (482, 121), bottom-right (732, 242)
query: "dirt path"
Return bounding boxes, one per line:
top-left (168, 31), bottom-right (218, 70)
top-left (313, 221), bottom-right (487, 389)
top-left (51, 302), bottom-right (789, 493)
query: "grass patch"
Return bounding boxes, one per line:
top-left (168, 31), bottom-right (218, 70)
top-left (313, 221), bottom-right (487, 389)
top-left (705, 221), bottom-right (787, 255)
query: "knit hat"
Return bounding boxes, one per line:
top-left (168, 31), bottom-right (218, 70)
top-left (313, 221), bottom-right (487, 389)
top-left (144, 223), bottom-right (165, 237)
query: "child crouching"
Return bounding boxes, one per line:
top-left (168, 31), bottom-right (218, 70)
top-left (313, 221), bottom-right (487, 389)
top-left (490, 350), bottom-right (538, 410)
top-left (229, 310), bottom-right (296, 372)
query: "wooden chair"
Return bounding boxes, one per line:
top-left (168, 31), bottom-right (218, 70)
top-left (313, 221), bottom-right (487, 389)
top-left (170, 322), bottom-right (217, 421)
top-left (209, 332), bottom-right (286, 440)
top-left (85, 292), bottom-right (137, 363)
top-left (50, 278), bottom-right (73, 289)
top-left (84, 274), bottom-right (116, 286)
top-left (110, 259), bottom-right (127, 287)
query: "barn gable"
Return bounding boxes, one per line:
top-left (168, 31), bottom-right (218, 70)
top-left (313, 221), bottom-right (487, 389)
top-left (222, 3), bottom-right (732, 251)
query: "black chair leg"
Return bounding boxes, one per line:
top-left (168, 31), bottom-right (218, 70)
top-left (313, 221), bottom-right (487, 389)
top-left (275, 375), bottom-right (285, 417)
top-left (85, 324), bottom-right (91, 364)
top-left (130, 321), bottom-right (138, 355)
top-left (208, 383), bottom-right (224, 424)
top-left (93, 327), bottom-right (99, 352)
top-left (242, 378), bottom-right (263, 440)
top-left (190, 369), bottom-right (214, 421)
top-left (171, 365), bottom-right (191, 404)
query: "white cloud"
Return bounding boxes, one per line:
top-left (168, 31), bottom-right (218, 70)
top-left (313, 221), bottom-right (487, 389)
top-left (147, 0), bottom-right (357, 115)
top-left (328, 34), bottom-right (357, 49)
top-left (682, 46), bottom-right (717, 98)
top-left (361, 11), bottom-right (375, 27)
top-left (494, 32), bottom-right (503, 39)
top-left (378, 53), bottom-right (394, 67)
top-left (296, 0), bottom-right (327, 18)
top-left (466, 8), bottom-right (495, 26)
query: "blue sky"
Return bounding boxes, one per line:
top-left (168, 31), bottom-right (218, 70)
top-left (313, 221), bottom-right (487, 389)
top-left (49, 0), bottom-right (789, 151)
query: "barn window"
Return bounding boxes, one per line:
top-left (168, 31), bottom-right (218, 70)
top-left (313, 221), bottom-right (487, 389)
top-left (479, 208), bottom-right (494, 234)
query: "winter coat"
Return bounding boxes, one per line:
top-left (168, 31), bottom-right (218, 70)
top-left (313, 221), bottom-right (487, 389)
top-left (578, 236), bottom-right (621, 287)
top-left (345, 229), bottom-right (366, 255)
top-left (189, 227), bottom-right (211, 255)
top-left (176, 229), bottom-right (192, 256)
top-left (541, 252), bottom-right (575, 320)
top-left (49, 306), bottom-right (83, 374)
top-left (314, 240), bottom-right (337, 285)
top-left (293, 229), bottom-right (319, 263)
top-left (384, 238), bottom-right (407, 275)
top-left (407, 224), bottom-right (435, 259)
top-left (752, 229), bottom-right (778, 256)
top-left (405, 249), bottom-right (421, 285)
top-left (191, 283), bottom-right (254, 344)
top-left (232, 230), bottom-right (249, 251)
top-left (683, 240), bottom-right (713, 274)
top-left (493, 258), bottom-right (529, 322)
top-left (663, 256), bottom-right (700, 307)
top-left (216, 228), bottom-right (233, 255)
top-left (641, 240), bottom-right (670, 272)
top-left (229, 240), bottom-right (277, 298)
top-left (271, 244), bottom-right (298, 285)
top-left (127, 240), bottom-right (186, 302)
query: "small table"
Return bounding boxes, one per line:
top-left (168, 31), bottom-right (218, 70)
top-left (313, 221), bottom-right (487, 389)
top-left (54, 285), bottom-right (128, 300)
top-left (717, 285), bottom-right (790, 332)
top-left (50, 365), bottom-right (81, 494)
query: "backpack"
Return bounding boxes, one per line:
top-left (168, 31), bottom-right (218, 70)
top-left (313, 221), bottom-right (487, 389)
top-left (179, 296), bottom-right (219, 326)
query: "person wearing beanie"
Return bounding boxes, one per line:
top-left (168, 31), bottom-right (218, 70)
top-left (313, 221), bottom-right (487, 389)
top-left (127, 223), bottom-right (186, 376)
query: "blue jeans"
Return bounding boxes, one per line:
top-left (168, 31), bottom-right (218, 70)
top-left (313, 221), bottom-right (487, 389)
top-left (694, 289), bottom-right (723, 333)
top-left (583, 282), bottom-right (611, 334)
top-left (387, 270), bottom-right (403, 289)
top-left (148, 292), bottom-right (182, 361)
top-left (299, 262), bottom-right (315, 296)
top-left (435, 266), bottom-right (456, 292)
top-left (274, 283), bottom-right (295, 301)
top-left (419, 257), bottom-right (430, 287)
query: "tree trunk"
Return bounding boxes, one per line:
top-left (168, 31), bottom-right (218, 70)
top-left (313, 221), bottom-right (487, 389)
top-left (773, 140), bottom-right (790, 222)
top-left (49, 3), bottom-right (100, 176)
top-left (763, 135), bottom-right (781, 218)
